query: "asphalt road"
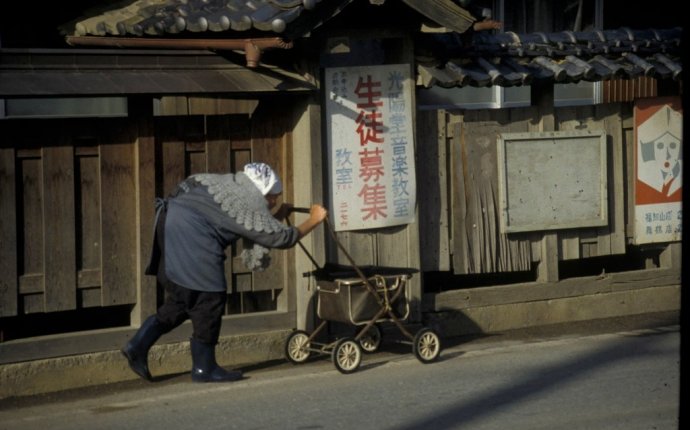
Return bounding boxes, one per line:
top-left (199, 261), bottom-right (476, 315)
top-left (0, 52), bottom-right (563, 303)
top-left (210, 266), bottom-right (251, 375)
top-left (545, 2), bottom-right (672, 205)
top-left (0, 312), bottom-right (682, 430)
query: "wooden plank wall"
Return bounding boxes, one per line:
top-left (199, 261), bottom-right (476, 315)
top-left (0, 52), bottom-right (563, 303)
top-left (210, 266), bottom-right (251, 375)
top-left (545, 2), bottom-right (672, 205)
top-left (0, 119), bottom-right (141, 316)
top-left (425, 104), bottom-right (629, 275)
top-left (100, 127), bottom-right (138, 307)
top-left (0, 109), bottom-right (294, 319)
top-left (416, 110), bottom-right (451, 271)
top-left (153, 111), bottom-right (292, 313)
top-left (248, 101), bottom-right (293, 303)
top-left (449, 108), bottom-right (535, 274)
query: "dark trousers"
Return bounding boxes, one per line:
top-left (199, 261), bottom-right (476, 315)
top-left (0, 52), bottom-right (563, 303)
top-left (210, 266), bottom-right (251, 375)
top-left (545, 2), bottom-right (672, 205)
top-left (152, 204), bottom-right (227, 345)
top-left (156, 282), bottom-right (227, 345)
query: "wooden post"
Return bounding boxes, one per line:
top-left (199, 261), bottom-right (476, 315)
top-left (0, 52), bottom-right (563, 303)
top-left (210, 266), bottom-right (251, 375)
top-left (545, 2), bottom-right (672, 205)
top-left (130, 96), bottom-right (157, 325)
top-left (0, 145), bottom-right (18, 317)
top-left (659, 242), bottom-right (681, 270)
top-left (293, 98), bottom-right (323, 331)
top-left (531, 80), bottom-right (560, 282)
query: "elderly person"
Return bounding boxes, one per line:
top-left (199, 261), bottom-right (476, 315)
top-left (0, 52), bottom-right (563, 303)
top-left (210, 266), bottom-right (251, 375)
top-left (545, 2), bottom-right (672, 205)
top-left (122, 162), bottom-right (327, 382)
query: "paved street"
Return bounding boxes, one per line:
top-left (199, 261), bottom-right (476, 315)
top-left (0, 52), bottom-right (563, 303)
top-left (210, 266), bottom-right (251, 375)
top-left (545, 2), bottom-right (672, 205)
top-left (0, 313), bottom-right (681, 430)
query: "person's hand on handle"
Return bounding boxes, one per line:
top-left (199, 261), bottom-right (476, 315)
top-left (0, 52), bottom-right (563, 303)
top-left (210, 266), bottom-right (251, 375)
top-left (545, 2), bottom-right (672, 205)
top-left (309, 204), bottom-right (328, 223)
top-left (296, 204), bottom-right (328, 239)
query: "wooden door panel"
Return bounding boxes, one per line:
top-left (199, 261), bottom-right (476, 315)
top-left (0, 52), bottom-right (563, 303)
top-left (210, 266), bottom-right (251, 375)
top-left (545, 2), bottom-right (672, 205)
top-left (100, 124), bottom-right (137, 306)
top-left (43, 144), bottom-right (77, 312)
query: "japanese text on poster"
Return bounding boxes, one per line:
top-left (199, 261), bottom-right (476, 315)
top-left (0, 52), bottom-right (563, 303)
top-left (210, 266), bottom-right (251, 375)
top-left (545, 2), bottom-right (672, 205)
top-left (325, 65), bottom-right (416, 231)
top-left (633, 97), bottom-right (682, 244)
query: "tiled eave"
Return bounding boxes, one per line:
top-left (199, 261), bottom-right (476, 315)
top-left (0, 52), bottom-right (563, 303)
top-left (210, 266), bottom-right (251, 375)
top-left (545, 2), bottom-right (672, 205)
top-left (416, 27), bottom-right (683, 88)
top-left (65, 0), bottom-right (351, 38)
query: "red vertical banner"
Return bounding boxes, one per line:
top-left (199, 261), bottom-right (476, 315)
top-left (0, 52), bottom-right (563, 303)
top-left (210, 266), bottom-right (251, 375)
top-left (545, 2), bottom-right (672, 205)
top-left (633, 96), bottom-right (682, 244)
top-left (325, 65), bottom-right (416, 231)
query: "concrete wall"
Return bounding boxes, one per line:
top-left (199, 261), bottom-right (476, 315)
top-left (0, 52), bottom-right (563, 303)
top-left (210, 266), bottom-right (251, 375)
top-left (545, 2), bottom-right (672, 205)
top-left (1, 265), bottom-right (680, 399)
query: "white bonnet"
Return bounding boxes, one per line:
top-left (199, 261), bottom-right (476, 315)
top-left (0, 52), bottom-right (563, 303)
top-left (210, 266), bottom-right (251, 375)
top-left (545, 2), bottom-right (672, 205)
top-left (243, 162), bottom-right (283, 195)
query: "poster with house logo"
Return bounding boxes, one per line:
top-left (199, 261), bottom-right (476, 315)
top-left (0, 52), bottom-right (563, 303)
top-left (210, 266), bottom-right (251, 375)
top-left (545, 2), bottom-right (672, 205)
top-left (325, 64), bottom-right (416, 231)
top-left (633, 97), bottom-right (682, 244)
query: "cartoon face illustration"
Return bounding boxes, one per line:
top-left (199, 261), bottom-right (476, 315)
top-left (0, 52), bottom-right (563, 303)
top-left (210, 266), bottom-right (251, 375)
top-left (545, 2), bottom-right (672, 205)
top-left (640, 130), bottom-right (682, 181)
top-left (653, 134), bottom-right (681, 176)
top-left (636, 103), bottom-right (683, 201)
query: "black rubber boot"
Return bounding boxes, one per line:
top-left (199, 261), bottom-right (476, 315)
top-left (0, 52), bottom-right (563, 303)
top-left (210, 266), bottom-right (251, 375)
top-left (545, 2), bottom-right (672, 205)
top-left (121, 315), bottom-right (166, 381)
top-left (190, 338), bottom-right (243, 382)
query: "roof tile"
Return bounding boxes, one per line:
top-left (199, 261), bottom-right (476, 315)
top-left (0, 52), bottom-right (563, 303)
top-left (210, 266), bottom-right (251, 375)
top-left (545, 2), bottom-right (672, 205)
top-left (65, 2), bottom-right (682, 89)
top-left (70, 0), bottom-right (326, 37)
top-left (416, 27), bottom-right (682, 88)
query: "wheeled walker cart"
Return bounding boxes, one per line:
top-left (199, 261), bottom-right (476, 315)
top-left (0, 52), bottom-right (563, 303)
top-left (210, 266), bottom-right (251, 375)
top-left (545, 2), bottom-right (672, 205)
top-left (284, 212), bottom-right (442, 374)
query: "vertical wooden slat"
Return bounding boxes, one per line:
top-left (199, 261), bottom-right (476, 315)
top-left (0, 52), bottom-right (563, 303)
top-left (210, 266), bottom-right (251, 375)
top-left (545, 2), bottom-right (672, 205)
top-left (458, 110), bottom-right (493, 273)
top-left (604, 77), bottom-right (659, 103)
top-left (19, 153), bottom-right (44, 313)
top-left (187, 149), bottom-right (207, 175)
top-left (291, 100), bottom-right (322, 324)
top-left (184, 118), bottom-right (207, 176)
top-left (598, 103), bottom-right (626, 255)
top-left (43, 144), bottom-right (77, 312)
top-left (455, 110), bottom-right (492, 273)
top-left (622, 79), bottom-right (630, 102)
top-left (76, 145), bottom-right (101, 307)
top-left (451, 119), bottom-right (469, 274)
top-left (22, 295), bottom-right (44, 314)
top-left (76, 151), bottom-right (101, 269)
top-left (135, 117), bottom-right (158, 322)
top-left (227, 118), bottom-right (252, 292)
top-left (417, 110), bottom-right (450, 271)
top-left (377, 230), bottom-right (401, 268)
top-left (622, 117), bottom-right (636, 241)
top-left (603, 81), bottom-right (609, 102)
top-left (452, 108), bottom-right (531, 274)
top-left (206, 115), bottom-right (236, 294)
top-left (206, 116), bottom-right (232, 174)
top-left (21, 156), bottom-right (44, 278)
top-left (251, 103), bottom-right (291, 292)
top-left (0, 146), bottom-right (18, 317)
top-left (251, 110), bottom-right (285, 182)
top-left (157, 117), bottom-right (188, 197)
top-left (100, 122), bottom-right (137, 306)
top-left (337, 231), bottom-right (375, 266)
top-left (228, 115), bottom-right (252, 152)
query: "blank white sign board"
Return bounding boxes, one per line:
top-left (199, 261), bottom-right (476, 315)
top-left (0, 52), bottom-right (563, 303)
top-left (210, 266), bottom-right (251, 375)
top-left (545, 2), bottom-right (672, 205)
top-left (497, 130), bottom-right (608, 233)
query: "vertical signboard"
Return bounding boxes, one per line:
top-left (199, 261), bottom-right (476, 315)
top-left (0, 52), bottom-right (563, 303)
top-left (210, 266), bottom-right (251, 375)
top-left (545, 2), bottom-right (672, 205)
top-left (633, 97), bottom-right (682, 244)
top-left (325, 64), bottom-right (416, 231)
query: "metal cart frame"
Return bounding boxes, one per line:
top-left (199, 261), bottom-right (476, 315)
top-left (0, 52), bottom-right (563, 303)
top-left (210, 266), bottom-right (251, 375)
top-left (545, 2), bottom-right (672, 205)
top-left (284, 212), bottom-right (442, 374)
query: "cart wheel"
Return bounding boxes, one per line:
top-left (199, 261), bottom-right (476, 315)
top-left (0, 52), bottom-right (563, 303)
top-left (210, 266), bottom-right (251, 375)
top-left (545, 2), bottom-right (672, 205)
top-left (332, 338), bottom-right (362, 374)
top-left (285, 330), bottom-right (311, 364)
top-left (413, 328), bottom-right (441, 363)
top-left (359, 324), bottom-right (383, 353)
